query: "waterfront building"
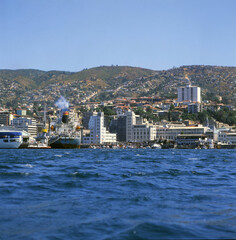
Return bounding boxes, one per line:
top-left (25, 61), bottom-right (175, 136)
top-left (126, 110), bottom-right (136, 142)
top-left (205, 128), bottom-right (218, 142)
top-left (0, 111), bottom-right (14, 126)
top-left (82, 112), bottom-right (97, 129)
top-left (109, 116), bottom-right (127, 142)
top-left (177, 84), bottom-right (201, 103)
top-left (110, 110), bottom-right (157, 143)
top-left (156, 125), bottom-right (206, 141)
top-left (125, 110), bottom-right (157, 142)
top-left (132, 124), bottom-right (157, 143)
top-left (82, 112), bottom-right (117, 144)
top-left (218, 130), bottom-right (236, 144)
top-left (11, 117), bottom-right (37, 137)
top-left (176, 134), bottom-right (207, 148)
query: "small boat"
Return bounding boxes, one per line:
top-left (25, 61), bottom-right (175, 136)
top-left (28, 127), bottom-right (51, 149)
top-left (151, 143), bottom-right (162, 149)
top-left (0, 126), bottom-right (23, 149)
top-left (27, 141), bottom-right (51, 149)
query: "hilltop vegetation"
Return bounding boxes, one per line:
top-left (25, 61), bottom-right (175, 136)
top-left (0, 65), bottom-right (235, 107)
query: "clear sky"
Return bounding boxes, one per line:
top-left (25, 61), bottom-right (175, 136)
top-left (0, 0), bottom-right (235, 71)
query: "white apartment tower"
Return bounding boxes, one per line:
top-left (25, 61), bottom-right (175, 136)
top-left (177, 84), bottom-right (201, 103)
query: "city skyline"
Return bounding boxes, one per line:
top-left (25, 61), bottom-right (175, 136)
top-left (0, 0), bottom-right (236, 71)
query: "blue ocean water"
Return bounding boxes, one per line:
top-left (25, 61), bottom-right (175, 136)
top-left (0, 149), bottom-right (236, 240)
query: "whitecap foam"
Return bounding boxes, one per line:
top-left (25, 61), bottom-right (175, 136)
top-left (25, 164), bottom-right (34, 168)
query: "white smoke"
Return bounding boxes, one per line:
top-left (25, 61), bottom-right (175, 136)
top-left (55, 96), bottom-right (69, 110)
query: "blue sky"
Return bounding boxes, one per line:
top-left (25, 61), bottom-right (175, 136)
top-left (0, 0), bottom-right (235, 71)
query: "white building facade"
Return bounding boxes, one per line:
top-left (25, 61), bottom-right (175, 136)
top-left (132, 124), bottom-right (157, 143)
top-left (125, 110), bottom-right (157, 142)
top-left (156, 125), bottom-right (206, 141)
top-left (218, 131), bottom-right (236, 144)
top-left (177, 85), bottom-right (201, 103)
top-left (126, 110), bottom-right (136, 142)
top-left (11, 117), bottom-right (38, 137)
top-left (83, 112), bottom-right (117, 144)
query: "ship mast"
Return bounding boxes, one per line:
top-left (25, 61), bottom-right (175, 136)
top-left (43, 102), bottom-right (47, 128)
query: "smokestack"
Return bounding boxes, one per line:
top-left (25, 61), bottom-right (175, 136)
top-left (62, 111), bottom-right (69, 124)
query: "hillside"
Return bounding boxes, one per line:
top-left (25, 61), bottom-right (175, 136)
top-left (0, 65), bottom-right (235, 106)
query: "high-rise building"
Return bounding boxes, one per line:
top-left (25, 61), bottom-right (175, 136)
top-left (82, 112), bottom-right (116, 144)
top-left (82, 112), bottom-right (97, 129)
top-left (126, 110), bottom-right (136, 142)
top-left (109, 116), bottom-right (127, 142)
top-left (177, 84), bottom-right (201, 103)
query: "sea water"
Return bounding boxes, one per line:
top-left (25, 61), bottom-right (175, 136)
top-left (0, 149), bottom-right (236, 239)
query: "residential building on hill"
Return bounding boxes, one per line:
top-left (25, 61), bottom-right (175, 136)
top-left (188, 103), bottom-right (202, 113)
top-left (177, 84), bottom-right (201, 103)
top-left (16, 109), bottom-right (27, 116)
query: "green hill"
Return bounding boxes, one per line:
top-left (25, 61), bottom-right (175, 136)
top-left (66, 66), bottom-right (153, 82)
top-left (0, 65), bottom-right (235, 106)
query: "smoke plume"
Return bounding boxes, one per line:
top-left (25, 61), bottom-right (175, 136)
top-left (55, 96), bottom-right (69, 110)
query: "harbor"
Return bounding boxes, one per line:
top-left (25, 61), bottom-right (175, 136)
top-left (0, 106), bottom-right (235, 149)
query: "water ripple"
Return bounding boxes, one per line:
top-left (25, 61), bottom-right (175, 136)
top-left (0, 149), bottom-right (235, 239)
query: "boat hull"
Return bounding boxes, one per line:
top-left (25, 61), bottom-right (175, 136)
top-left (0, 139), bottom-right (22, 149)
top-left (0, 131), bottom-right (23, 149)
top-left (49, 137), bottom-right (81, 149)
top-left (27, 146), bottom-right (51, 149)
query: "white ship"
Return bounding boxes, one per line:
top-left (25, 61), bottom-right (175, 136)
top-left (0, 126), bottom-right (23, 149)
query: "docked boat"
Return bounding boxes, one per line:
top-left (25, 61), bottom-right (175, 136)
top-left (49, 135), bottom-right (81, 148)
top-left (28, 129), bottom-right (51, 149)
top-left (151, 143), bottom-right (162, 149)
top-left (0, 126), bottom-right (23, 149)
top-left (27, 143), bottom-right (51, 149)
top-left (49, 110), bottom-right (81, 149)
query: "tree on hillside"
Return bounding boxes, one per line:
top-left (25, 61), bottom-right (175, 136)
top-left (103, 107), bottom-right (116, 116)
